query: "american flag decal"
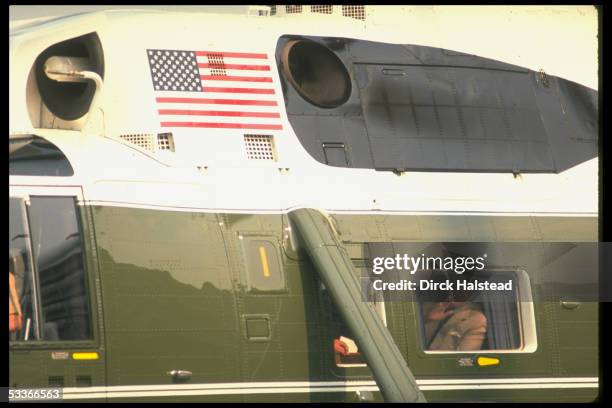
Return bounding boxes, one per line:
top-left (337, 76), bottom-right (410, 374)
top-left (147, 49), bottom-right (282, 131)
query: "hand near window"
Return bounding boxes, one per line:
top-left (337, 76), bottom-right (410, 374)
top-left (425, 301), bottom-right (456, 321)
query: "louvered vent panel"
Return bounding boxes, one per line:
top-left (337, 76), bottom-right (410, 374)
top-left (119, 133), bottom-right (155, 152)
top-left (76, 375), bottom-right (92, 387)
top-left (311, 5), bottom-right (333, 14)
top-left (342, 5), bottom-right (365, 20)
top-left (157, 133), bottom-right (175, 151)
top-left (48, 376), bottom-right (64, 387)
top-left (286, 5), bottom-right (302, 14)
top-left (244, 135), bottom-right (276, 161)
top-left (206, 53), bottom-right (226, 77)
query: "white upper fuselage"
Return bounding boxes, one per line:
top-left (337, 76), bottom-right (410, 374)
top-left (9, 8), bottom-right (598, 216)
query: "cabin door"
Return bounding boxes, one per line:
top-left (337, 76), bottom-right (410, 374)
top-left (9, 186), bottom-right (106, 401)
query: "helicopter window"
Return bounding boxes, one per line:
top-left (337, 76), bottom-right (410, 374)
top-left (9, 197), bottom-right (39, 342)
top-left (416, 270), bottom-right (532, 353)
top-left (242, 238), bottom-right (286, 292)
top-left (9, 196), bottom-right (90, 342)
top-left (329, 293), bottom-right (387, 368)
top-left (26, 197), bottom-right (92, 342)
top-left (324, 261), bottom-right (388, 369)
top-left (9, 135), bottom-right (74, 177)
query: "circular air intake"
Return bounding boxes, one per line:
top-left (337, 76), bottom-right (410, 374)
top-left (281, 40), bottom-right (351, 108)
top-left (34, 33), bottom-right (104, 121)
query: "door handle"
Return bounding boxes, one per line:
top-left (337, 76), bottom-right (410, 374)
top-left (167, 370), bottom-right (192, 381)
top-left (561, 301), bottom-right (581, 310)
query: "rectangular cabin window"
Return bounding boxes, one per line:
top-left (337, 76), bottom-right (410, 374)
top-left (322, 260), bottom-right (388, 368)
top-left (416, 270), bottom-right (536, 353)
top-left (329, 294), bottom-right (387, 368)
top-left (9, 196), bottom-right (92, 343)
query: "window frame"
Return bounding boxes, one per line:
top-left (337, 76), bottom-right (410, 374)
top-left (9, 135), bottom-right (75, 177)
top-left (9, 194), bottom-right (42, 342)
top-left (415, 269), bottom-right (538, 355)
top-left (239, 234), bottom-right (287, 294)
top-left (320, 275), bottom-right (389, 369)
top-left (8, 185), bottom-right (98, 349)
top-left (334, 296), bottom-right (388, 368)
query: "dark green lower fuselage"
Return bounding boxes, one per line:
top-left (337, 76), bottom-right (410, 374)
top-left (9, 205), bottom-right (599, 402)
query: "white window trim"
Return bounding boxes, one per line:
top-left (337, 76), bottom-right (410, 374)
top-left (9, 185), bottom-right (84, 203)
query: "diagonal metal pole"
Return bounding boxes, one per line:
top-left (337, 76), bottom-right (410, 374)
top-left (289, 208), bottom-right (426, 403)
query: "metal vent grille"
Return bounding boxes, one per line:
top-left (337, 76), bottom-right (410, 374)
top-left (48, 376), bottom-right (64, 387)
top-left (342, 5), bottom-right (365, 20)
top-left (244, 135), bottom-right (276, 161)
top-left (119, 133), bottom-right (155, 152)
top-left (76, 376), bottom-right (92, 388)
top-left (311, 5), bottom-right (332, 14)
top-left (157, 133), bottom-right (175, 151)
top-left (286, 5), bottom-right (302, 14)
top-left (206, 53), bottom-right (227, 77)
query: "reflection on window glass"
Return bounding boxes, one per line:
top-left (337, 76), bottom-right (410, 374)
top-left (418, 271), bottom-right (520, 351)
top-left (9, 136), bottom-right (74, 177)
top-left (29, 197), bottom-right (91, 341)
top-left (9, 198), bottom-right (38, 342)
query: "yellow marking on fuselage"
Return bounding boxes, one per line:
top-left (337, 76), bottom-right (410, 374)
top-left (476, 356), bottom-right (500, 366)
top-left (259, 246), bottom-right (270, 278)
top-left (72, 352), bottom-right (99, 360)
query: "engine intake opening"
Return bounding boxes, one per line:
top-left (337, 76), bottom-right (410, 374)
top-left (34, 32), bottom-right (104, 121)
top-left (281, 40), bottom-right (351, 109)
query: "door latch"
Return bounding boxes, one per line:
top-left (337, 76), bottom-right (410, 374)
top-left (167, 370), bottom-right (192, 381)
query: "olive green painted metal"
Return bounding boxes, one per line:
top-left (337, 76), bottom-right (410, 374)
top-left (8, 203), bottom-right (598, 402)
top-left (288, 209), bottom-right (426, 403)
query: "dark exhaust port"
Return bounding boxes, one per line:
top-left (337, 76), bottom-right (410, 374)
top-left (34, 32), bottom-right (104, 121)
top-left (281, 40), bottom-right (351, 109)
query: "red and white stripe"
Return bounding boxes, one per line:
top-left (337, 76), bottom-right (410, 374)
top-left (157, 51), bottom-right (283, 131)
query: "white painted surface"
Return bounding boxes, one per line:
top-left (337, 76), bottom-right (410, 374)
top-left (9, 7), bottom-right (598, 216)
top-left (59, 378), bottom-right (598, 399)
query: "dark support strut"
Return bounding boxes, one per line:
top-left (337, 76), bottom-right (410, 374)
top-left (289, 208), bottom-right (426, 403)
